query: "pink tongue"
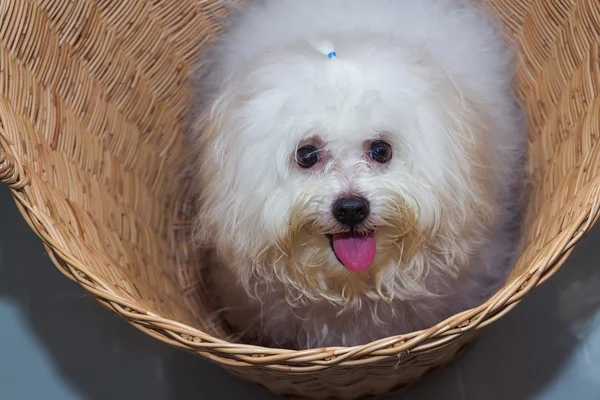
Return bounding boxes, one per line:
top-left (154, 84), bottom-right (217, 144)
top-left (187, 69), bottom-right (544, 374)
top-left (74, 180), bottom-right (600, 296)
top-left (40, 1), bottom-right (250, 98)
top-left (332, 231), bottom-right (376, 271)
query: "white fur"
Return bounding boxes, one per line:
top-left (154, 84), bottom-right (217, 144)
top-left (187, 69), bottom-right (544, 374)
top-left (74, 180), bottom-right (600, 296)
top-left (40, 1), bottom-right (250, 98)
top-left (190, 0), bottom-right (525, 349)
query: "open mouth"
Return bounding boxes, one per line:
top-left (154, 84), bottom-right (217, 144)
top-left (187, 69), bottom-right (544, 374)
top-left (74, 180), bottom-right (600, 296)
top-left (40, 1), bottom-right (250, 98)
top-left (327, 230), bottom-right (377, 272)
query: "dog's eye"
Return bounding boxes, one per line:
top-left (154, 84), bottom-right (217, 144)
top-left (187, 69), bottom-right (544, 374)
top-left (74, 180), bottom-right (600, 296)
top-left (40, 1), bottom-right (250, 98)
top-left (296, 145), bottom-right (320, 168)
top-left (369, 140), bottom-right (393, 163)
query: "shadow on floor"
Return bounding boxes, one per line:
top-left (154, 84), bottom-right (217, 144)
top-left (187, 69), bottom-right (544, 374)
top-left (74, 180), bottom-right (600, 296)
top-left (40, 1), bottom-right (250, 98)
top-left (0, 186), bottom-right (274, 400)
top-left (1, 184), bottom-right (599, 400)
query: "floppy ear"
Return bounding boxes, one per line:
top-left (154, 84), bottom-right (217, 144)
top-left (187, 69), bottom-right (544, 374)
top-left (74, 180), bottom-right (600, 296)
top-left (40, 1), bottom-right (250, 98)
top-left (189, 78), bottom-right (291, 257)
top-left (190, 88), bottom-right (242, 248)
top-left (422, 76), bottom-right (498, 224)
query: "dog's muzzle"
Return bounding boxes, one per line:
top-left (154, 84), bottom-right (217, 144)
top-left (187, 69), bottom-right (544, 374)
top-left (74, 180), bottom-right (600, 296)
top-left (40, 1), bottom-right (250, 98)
top-left (328, 196), bottom-right (376, 271)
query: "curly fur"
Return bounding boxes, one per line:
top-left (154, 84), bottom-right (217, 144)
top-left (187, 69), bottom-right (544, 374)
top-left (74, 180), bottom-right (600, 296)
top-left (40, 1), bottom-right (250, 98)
top-left (190, 0), bottom-right (525, 349)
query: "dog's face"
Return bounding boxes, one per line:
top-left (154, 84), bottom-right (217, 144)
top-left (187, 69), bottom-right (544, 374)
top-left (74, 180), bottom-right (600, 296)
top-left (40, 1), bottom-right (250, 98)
top-left (194, 35), bottom-right (497, 307)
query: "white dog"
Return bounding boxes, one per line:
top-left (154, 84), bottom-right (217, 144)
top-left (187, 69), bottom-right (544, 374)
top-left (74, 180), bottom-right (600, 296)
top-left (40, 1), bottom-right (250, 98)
top-left (191, 0), bottom-right (525, 349)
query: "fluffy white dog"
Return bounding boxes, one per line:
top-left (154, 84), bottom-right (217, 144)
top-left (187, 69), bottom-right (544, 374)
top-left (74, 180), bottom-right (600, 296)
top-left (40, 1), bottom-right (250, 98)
top-left (191, 0), bottom-right (525, 349)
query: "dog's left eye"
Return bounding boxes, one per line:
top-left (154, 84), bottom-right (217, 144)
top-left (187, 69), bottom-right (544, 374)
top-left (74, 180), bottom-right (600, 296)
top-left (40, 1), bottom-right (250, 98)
top-left (369, 140), bottom-right (393, 163)
top-left (296, 145), bottom-right (320, 168)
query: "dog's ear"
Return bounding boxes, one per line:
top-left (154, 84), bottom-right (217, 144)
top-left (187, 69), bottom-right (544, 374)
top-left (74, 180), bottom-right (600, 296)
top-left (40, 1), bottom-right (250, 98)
top-left (189, 80), bottom-right (285, 252)
top-left (191, 85), bottom-right (235, 170)
top-left (405, 75), bottom-right (500, 277)
top-left (421, 76), bottom-right (497, 218)
top-left (189, 93), bottom-right (230, 247)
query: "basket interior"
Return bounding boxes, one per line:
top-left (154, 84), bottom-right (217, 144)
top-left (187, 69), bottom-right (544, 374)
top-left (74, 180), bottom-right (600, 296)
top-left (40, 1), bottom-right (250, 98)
top-left (1, 0), bottom-right (600, 350)
top-left (0, 0), bottom-right (232, 337)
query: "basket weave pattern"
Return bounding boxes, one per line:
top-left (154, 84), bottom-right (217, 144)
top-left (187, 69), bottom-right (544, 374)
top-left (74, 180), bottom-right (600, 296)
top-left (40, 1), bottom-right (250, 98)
top-left (1, 0), bottom-right (599, 398)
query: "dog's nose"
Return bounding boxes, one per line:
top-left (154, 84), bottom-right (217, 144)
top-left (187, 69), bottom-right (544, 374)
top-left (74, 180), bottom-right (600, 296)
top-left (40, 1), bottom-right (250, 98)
top-left (332, 196), bottom-right (370, 227)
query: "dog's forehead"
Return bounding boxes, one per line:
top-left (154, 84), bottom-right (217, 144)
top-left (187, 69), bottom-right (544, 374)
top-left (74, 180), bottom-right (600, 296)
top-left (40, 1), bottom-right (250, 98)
top-left (284, 68), bottom-right (407, 148)
top-left (292, 89), bottom-right (390, 148)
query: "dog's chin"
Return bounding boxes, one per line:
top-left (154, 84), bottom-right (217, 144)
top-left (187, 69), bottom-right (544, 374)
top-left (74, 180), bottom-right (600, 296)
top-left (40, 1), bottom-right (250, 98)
top-left (241, 228), bottom-right (406, 306)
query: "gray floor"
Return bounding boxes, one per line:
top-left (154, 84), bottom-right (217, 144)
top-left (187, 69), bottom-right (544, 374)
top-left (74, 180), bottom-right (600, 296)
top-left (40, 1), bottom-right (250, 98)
top-left (1, 184), bottom-right (600, 400)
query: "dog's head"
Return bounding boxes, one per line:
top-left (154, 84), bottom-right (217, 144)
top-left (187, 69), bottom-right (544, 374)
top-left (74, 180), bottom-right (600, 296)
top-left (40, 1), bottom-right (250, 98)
top-left (193, 34), bottom-right (500, 307)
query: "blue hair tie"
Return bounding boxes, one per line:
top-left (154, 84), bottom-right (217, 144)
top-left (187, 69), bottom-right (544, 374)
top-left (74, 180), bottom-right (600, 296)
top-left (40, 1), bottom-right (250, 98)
top-left (327, 51), bottom-right (337, 59)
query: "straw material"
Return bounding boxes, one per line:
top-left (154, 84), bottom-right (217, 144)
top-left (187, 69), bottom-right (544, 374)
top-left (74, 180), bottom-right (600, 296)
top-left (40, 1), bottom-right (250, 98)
top-left (1, 0), bottom-right (599, 398)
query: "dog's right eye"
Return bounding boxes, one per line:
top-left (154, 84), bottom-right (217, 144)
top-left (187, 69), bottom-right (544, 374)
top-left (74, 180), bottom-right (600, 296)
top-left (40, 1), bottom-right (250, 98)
top-left (296, 145), bottom-right (320, 168)
top-left (369, 140), bottom-right (393, 164)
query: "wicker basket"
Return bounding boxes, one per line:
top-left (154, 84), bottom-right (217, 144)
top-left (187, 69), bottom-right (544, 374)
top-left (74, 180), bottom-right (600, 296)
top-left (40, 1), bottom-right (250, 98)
top-left (1, 0), bottom-right (599, 398)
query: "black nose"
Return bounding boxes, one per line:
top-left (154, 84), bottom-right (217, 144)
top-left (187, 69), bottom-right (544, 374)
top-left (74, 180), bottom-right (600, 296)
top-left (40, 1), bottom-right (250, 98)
top-left (332, 196), bottom-right (370, 227)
